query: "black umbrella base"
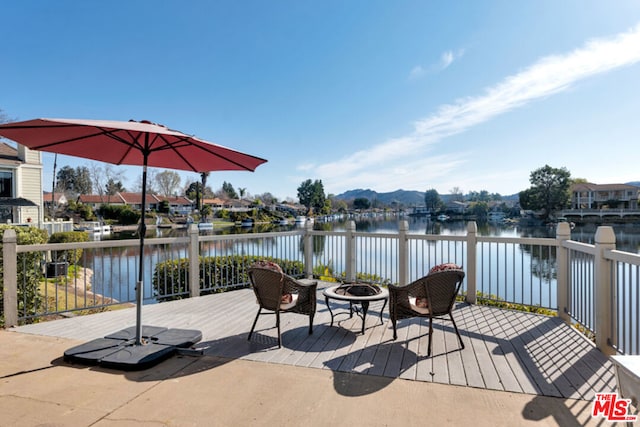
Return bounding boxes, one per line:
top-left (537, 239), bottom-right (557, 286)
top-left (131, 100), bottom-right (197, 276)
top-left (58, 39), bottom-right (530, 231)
top-left (63, 325), bottom-right (202, 371)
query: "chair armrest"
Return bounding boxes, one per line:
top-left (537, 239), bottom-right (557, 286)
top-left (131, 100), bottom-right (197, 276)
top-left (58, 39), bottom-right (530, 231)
top-left (283, 276), bottom-right (317, 294)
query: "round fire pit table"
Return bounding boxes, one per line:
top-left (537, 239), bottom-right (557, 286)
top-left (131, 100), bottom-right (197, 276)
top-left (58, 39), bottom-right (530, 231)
top-left (323, 283), bottom-right (389, 334)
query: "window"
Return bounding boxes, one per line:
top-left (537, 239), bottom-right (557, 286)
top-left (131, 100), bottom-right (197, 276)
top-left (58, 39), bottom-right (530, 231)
top-left (0, 171), bottom-right (13, 198)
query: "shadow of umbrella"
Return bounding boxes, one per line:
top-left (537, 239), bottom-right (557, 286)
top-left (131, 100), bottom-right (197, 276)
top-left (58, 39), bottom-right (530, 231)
top-left (323, 342), bottom-right (418, 396)
top-left (0, 118), bottom-right (267, 370)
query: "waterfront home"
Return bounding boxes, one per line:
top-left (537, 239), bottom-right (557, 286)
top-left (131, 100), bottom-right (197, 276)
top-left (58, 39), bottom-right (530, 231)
top-left (77, 193), bottom-right (127, 210)
top-left (0, 142), bottom-right (42, 224)
top-left (155, 195), bottom-right (193, 214)
top-left (570, 182), bottom-right (639, 210)
top-left (42, 191), bottom-right (67, 211)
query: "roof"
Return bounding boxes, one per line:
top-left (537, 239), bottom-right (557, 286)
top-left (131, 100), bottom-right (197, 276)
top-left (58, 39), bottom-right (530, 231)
top-left (571, 182), bottom-right (640, 192)
top-left (0, 197), bottom-right (37, 207)
top-left (0, 142), bottom-right (20, 166)
top-left (118, 192), bottom-right (160, 204)
top-left (43, 192), bottom-right (66, 203)
top-left (155, 195), bottom-right (193, 205)
top-left (78, 194), bottom-right (112, 204)
top-left (203, 197), bottom-right (228, 205)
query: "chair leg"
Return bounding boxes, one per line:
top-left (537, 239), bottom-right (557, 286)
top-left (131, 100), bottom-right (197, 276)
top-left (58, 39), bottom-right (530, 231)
top-left (276, 311), bottom-right (282, 348)
top-left (248, 307), bottom-right (262, 341)
top-left (308, 314), bottom-right (314, 335)
top-left (392, 318), bottom-right (398, 340)
top-left (427, 316), bottom-right (433, 357)
top-left (450, 313), bottom-right (465, 350)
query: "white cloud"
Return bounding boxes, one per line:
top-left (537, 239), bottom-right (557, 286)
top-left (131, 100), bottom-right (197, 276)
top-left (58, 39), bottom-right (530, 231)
top-left (408, 65), bottom-right (425, 80)
top-left (409, 49), bottom-right (464, 80)
top-left (439, 49), bottom-right (465, 70)
top-left (310, 24), bottom-right (640, 194)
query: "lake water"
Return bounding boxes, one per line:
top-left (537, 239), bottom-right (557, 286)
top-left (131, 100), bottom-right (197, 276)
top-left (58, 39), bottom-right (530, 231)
top-left (90, 215), bottom-right (639, 305)
top-left (109, 214), bottom-right (640, 253)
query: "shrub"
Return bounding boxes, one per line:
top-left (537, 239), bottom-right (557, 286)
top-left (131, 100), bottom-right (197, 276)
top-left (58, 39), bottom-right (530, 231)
top-left (75, 204), bottom-right (94, 220)
top-left (119, 209), bottom-right (140, 225)
top-left (48, 231), bottom-right (90, 264)
top-left (216, 209), bottom-right (230, 219)
top-left (153, 255), bottom-right (304, 301)
top-left (158, 200), bottom-right (170, 214)
top-left (99, 204), bottom-right (140, 225)
top-left (0, 225), bottom-right (49, 326)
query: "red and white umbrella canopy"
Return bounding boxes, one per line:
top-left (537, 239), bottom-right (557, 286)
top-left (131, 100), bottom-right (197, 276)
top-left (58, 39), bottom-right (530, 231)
top-left (0, 118), bottom-right (267, 172)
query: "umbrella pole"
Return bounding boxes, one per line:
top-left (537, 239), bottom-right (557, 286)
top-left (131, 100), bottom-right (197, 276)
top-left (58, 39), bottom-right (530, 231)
top-left (136, 156), bottom-right (149, 346)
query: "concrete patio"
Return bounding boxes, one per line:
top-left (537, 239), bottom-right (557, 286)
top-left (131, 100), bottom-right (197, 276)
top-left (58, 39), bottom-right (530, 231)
top-left (1, 284), bottom-right (623, 426)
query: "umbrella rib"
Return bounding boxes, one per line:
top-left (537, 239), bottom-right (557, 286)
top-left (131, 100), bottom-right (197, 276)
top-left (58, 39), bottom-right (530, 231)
top-left (12, 128), bottom-right (109, 151)
top-left (157, 136), bottom-right (261, 171)
top-left (153, 134), bottom-right (199, 172)
top-left (3, 124), bottom-right (146, 160)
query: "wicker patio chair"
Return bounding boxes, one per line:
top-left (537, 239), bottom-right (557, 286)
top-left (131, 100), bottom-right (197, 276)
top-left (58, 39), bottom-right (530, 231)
top-left (389, 268), bottom-right (465, 356)
top-left (247, 263), bottom-right (317, 348)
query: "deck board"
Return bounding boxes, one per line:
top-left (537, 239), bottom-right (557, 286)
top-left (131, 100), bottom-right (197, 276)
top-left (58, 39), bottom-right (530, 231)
top-left (11, 285), bottom-right (618, 399)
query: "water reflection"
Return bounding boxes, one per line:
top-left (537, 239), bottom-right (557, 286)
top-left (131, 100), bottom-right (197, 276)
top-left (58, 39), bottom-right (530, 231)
top-left (346, 216), bottom-right (640, 253)
top-left (102, 215), bottom-right (640, 254)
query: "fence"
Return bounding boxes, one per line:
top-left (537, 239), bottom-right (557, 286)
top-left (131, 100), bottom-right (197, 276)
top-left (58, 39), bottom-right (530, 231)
top-left (2, 221), bottom-right (639, 355)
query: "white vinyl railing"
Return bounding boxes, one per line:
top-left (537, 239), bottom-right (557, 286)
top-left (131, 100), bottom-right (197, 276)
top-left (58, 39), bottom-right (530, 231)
top-left (2, 221), bottom-right (639, 355)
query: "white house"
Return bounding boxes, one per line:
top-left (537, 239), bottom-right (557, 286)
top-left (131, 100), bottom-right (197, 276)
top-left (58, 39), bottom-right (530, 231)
top-left (0, 142), bottom-right (43, 224)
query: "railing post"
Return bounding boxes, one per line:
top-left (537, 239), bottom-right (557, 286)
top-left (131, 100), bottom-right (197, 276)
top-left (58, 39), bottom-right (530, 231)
top-left (594, 226), bottom-right (616, 356)
top-left (304, 221), bottom-right (314, 279)
top-left (556, 222), bottom-right (571, 323)
top-left (3, 229), bottom-right (18, 327)
top-left (465, 221), bottom-right (477, 304)
top-left (398, 220), bottom-right (409, 286)
top-left (345, 220), bottom-right (356, 282)
top-left (188, 223), bottom-right (200, 298)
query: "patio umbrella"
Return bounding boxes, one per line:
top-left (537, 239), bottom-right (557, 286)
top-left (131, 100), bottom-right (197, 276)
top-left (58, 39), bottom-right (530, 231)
top-left (0, 118), bottom-right (267, 368)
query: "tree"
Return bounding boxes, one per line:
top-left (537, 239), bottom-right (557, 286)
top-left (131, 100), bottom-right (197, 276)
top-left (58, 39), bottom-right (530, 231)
top-left (468, 201), bottom-right (489, 219)
top-left (238, 187), bottom-right (246, 200)
top-left (131, 170), bottom-right (157, 195)
top-left (222, 181), bottom-right (238, 199)
top-left (467, 190), bottom-right (491, 202)
top-left (55, 165), bottom-right (92, 197)
top-left (297, 179), bottom-right (326, 212)
top-left (156, 170), bottom-right (181, 197)
top-left (89, 164), bottom-right (123, 203)
top-left (353, 197), bottom-right (371, 210)
top-left (185, 181), bottom-right (202, 203)
top-left (333, 199), bottom-right (348, 213)
top-left (200, 172), bottom-right (210, 210)
top-left (424, 189), bottom-right (441, 211)
top-left (105, 178), bottom-right (125, 203)
top-left (450, 187), bottom-right (464, 202)
top-left (519, 165), bottom-right (571, 219)
top-left (200, 204), bottom-right (212, 221)
top-left (73, 166), bottom-right (93, 195)
top-left (255, 192), bottom-right (277, 205)
top-left (0, 109), bottom-right (10, 123)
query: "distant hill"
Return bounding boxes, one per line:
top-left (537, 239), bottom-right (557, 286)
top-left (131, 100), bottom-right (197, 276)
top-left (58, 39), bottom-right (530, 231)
top-left (333, 183), bottom-right (639, 207)
top-left (334, 189), bottom-right (425, 206)
top-left (334, 188), bottom-right (521, 206)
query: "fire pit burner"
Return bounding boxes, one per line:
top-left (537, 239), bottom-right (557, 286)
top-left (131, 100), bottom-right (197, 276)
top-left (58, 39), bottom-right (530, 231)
top-left (335, 283), bottom-right (382, 297)
top-left (322, 284), bottom-right (389, 334)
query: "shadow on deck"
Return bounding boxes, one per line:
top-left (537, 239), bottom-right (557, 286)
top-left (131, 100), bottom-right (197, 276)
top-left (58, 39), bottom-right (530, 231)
top-left (12, 285), bottom-right (617, 422)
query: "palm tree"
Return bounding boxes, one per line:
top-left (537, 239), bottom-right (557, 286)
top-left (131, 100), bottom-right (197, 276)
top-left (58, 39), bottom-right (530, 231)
top-left (239, 187), bottom-right (246, 200)
top-left (200, 172), bottom-right (209, 211)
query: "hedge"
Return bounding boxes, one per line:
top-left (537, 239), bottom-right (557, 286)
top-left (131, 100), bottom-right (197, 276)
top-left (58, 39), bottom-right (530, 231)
top-left (153, 255), bottom-right (304, 301)
top-left (0, 225), bottom-right (49, 326)
top-left (48, 231), bottom-right (90, 264)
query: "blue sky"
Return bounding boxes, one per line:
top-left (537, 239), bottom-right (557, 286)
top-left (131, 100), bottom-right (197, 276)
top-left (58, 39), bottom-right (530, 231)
top-left (2, 1), bottom-right (640, 201)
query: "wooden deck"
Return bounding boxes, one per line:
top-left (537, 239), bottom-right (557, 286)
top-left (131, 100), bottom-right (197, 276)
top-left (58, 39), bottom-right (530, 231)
top-left (12, 283), bottom-right (616, 400)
